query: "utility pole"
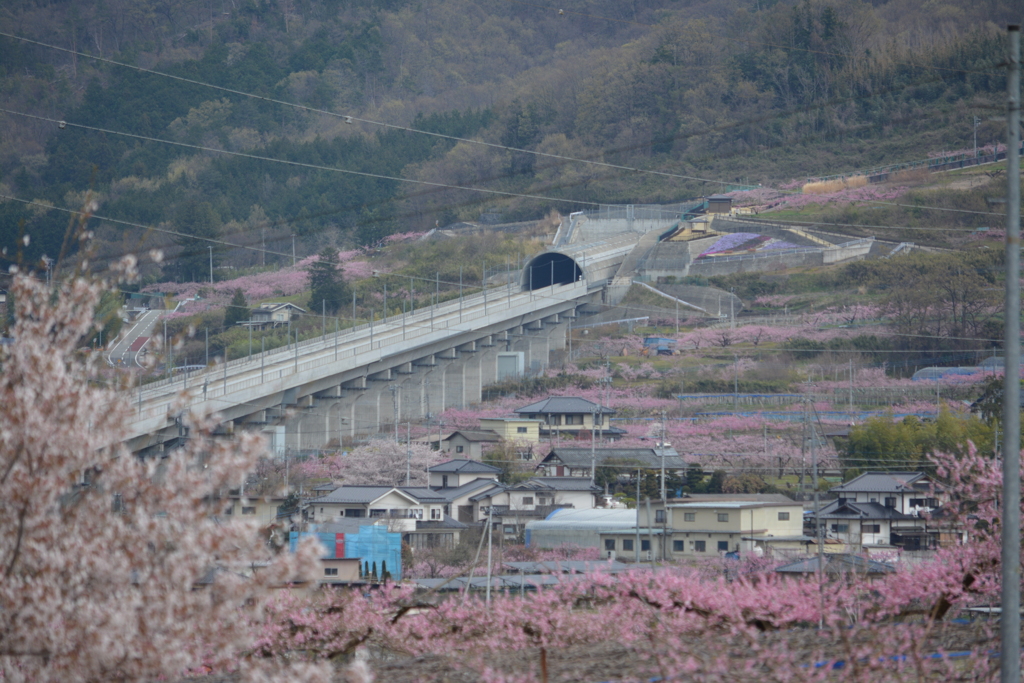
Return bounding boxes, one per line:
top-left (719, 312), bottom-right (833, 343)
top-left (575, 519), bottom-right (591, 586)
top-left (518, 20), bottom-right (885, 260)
top-left (730, 287), bottom-right (735, 329)
top-left (291, 234), bottom-right (296, 266)
top-left (635, 470), bottom-right (641, 563)
top-left (205, 328), bottom-right (208, 366)
top-left (1000, 23), bottom-right (1021, 683)
top-left (590, 409), bottom-right (597, 485)
top-left (208, 246), bottom-right (213, 284)
top-left (383, 281), bottom-right (387, 324)
top-left (261, 226), bottom-right (265, 267)
top-left (322, 300), bottom-right (326, 337)
top-left (389, 386), bottom-right (399, 442)
top-left (406, 422), bottom-right (412, 486)
top-left (660, 410), bottom-right (667, 502)
top-left (459, 266), bottom-right (463, 322)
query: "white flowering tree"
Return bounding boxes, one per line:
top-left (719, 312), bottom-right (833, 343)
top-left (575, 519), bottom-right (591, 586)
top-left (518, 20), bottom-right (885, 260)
top-left (0, 265), bottom-right (328, 682)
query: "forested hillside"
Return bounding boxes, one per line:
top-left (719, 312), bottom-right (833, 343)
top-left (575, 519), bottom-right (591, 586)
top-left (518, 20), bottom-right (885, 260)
top-left (0, 0), bottom-right (1020, 279)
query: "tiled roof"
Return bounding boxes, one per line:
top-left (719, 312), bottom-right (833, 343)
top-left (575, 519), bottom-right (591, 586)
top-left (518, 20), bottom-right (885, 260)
top-left (818, 500), bottom-right (917, 521)
top-left (429, 459), bottom-right (502, 474)
top-left (830, 472), bottom-right (933, 494)
top-left (542, 448), bottom-right (683, 469)
top-left (514, 397), bottom-right (616, 415)
top-left (445, 430), bottom-right (501, 443)
top-left (308, 486), bottom-right (403, 505)
top-left (526, 477), bottom-right (601, 492)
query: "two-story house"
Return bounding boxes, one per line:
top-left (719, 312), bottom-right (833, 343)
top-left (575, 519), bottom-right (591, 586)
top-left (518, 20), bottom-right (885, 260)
top-left (538, 447), bottom-right (683, 478)
top-left (439, 430), bottom-right (501, 459)
top-left (478, 417), bottom-right (544, 445)
top-left (818, 472), bottom-right (950, 550)
top-left (513, 397), bottom-right (625, 439)
top-left (600, 494), bottom-right (806, 560)
top-left (245, 302), bottom-right (306, 329)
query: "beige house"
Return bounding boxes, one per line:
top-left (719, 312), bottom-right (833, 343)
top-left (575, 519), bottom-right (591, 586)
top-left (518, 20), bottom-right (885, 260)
top-left (223, 494), bottom-right (291, 525)
top-left (513, 397), bottom-right (624, 439)
top-left (440, 430), bottom-right (501, 459)
top-left (478, 417), bottom-right (544, 445)
top-left (321, 558), bottom-right (362, 583)
top-left (245, 302), bottom-right (306, 329)
top-left (606, 495), bottom-right (807, 560)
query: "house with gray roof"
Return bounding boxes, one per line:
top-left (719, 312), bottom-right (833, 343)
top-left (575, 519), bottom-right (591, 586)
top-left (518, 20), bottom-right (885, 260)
top-left (428, 459), bottom-right (501, 489)
top-left (829, 472), bottom-right (944, 517)
top-left (775, 553), bottom-right (896, 580)
top-left (539, 447), bottom-right (683, 478)
top-left (439, 430), bottom-right (501, 459)
top-left (514, 397), bottom-right (625, 439)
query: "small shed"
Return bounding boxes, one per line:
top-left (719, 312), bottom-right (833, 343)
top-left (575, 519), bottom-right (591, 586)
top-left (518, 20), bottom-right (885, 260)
top-left (706, 195), bottom-right (733, 214)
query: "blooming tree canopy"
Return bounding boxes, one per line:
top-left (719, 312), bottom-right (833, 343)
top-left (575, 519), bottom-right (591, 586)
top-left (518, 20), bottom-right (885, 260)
top-left (0, 266), bottom-right (327, 683)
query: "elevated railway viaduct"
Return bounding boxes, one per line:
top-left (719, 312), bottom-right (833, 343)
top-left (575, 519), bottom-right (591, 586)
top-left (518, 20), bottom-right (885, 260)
top-left (126, 235), bottom-right (638, 456)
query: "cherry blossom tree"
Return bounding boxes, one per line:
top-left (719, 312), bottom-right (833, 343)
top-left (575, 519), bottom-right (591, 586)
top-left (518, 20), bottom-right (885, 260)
top-left (0, 265), bottom-right (327, 683)
top-left (297, 438), bottom-right (444, 486)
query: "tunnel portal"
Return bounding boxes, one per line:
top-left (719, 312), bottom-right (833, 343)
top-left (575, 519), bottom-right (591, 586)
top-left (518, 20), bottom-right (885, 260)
top-left (522, 253), bottom-right (584, 290)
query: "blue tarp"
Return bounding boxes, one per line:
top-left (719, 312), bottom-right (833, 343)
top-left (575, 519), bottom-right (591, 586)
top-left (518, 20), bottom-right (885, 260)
top-left (290, 526), bottom-right (403, 580)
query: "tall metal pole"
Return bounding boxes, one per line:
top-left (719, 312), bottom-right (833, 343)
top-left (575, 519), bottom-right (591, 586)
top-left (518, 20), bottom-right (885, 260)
top-left (322, 299), bottom-right (326, 337)
top-left (635, 470), bottom-right (641, 563)
top-left (291, 234), bottom-right (296, 266)
top-left (660, 410), bottom-right (667, 501)
top-left (590, 409), bottom-right (596, 485)
top-left (208, 246), bottom-right (213, 284)
top-left (352, 292), bottom-right (357, 330)
top-left (406, 422), bottom-right (412, 486)
top-left (383, 281), bottom-right (387, 324)
top-left (459, 266), bottom-right (463, 322)
top-left (261, 337), bottom-right (264, 382)
top-left (205, 327), bottom-right (208, 366)
top-left (1001, 23), bottom-right (1021, 683)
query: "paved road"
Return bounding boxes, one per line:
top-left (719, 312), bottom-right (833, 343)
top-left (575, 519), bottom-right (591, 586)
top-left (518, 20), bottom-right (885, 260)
top-left (108, 309), bottom-right (162, 368)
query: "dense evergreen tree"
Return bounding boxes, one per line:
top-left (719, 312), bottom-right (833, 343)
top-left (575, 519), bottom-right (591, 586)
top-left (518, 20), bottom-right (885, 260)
top-left (307, 247), bottom-right (349, 316)
top-left (224, 288), bottom-right (249, 327)
top-left (168, 201), bottom-right (222, 283)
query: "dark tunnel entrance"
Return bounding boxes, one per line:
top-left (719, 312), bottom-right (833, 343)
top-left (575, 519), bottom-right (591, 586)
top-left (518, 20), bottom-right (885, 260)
top-left (522, 253), bottom-right (583, 291)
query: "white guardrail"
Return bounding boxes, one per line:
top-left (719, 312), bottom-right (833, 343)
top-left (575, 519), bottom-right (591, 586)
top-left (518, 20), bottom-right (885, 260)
top-left (127, 280), bottom-right (588, 437)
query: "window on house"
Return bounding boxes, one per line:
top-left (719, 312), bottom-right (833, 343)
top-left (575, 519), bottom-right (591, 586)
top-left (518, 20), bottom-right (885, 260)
top-left (324, 567), bottom-right (339, 576)
top-left (909, 498), bottom-right (923, 507)
top-left (241, 506), bottom-right (256, 515)
top-left (517, 427), bottom-right (528, 433)
top-left (522, 497), bottom-right (534, 505)
top-left (684, 512), bottom-right (696, 522)
top-left (518, 451), bottom-right (533, 460)
top-left (870, 498), bottom-right (877, 503)
top-left (549, 415), bottom-right (562, 426)
top-left (538, 497), bottom-right (550, 506)
top-left (694, 540), bottom-right (706, 552)
top-left (655, 510), bottom-right (666, 523)
top-left (623, 539), bottom-right (634, 551)
top-left (717, 513), bottom-right (729, 523)
top-left (778, 511), bottom-right (790, 521)
top-left (672, 540), bottom-right (684, 552)
top-left (224, 506), bottom-right (233, 515)
top-left (370, 509), bottom-right (386, 518)
top-left (431, 508), bottom-right (442, 520)
top-left (641, 540), bottom-right (651, 551)
top-left (926, 498), bottom-right (939, 508)
top-left (831, 524), bottom-right (849, 533)
top-left (863, 524), bottom-right (881, 534)
top-left (717, 541), bottom-right (729, 552)
top-left (503, 526), bottom-right (516, 534)
top-left (441, 475), bottom-right (449, 488)
top-left (594, 414), bottom-right (603, 426)
top-left (456, 446), bottom-right (464, 453)
top-left (884, 497), bottom-right (896, 508)
top-left (410, 508), bottom-right (423, 519)
top-left (604, 539), bottom-right (616, 551)
top-left (344, 508), bottom-right (364, 518)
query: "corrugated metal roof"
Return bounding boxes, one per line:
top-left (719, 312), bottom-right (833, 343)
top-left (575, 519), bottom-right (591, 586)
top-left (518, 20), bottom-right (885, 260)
top-left (775, 554), bottom-right (896, 575)
top-left (445, 430), bottom-right (501, 442)
top-left (525, 508), bottom-right (637, 531)
top-left (514, 397), bottom-right (616, 415)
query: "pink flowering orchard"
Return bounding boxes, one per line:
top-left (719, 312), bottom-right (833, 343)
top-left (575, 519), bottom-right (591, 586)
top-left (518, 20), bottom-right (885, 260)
top-left (0, 266), bottom-right (329, 683)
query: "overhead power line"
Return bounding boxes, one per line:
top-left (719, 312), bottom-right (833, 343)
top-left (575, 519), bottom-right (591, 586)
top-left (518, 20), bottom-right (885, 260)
top-left (0, 108), bottom-right (608, 209)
